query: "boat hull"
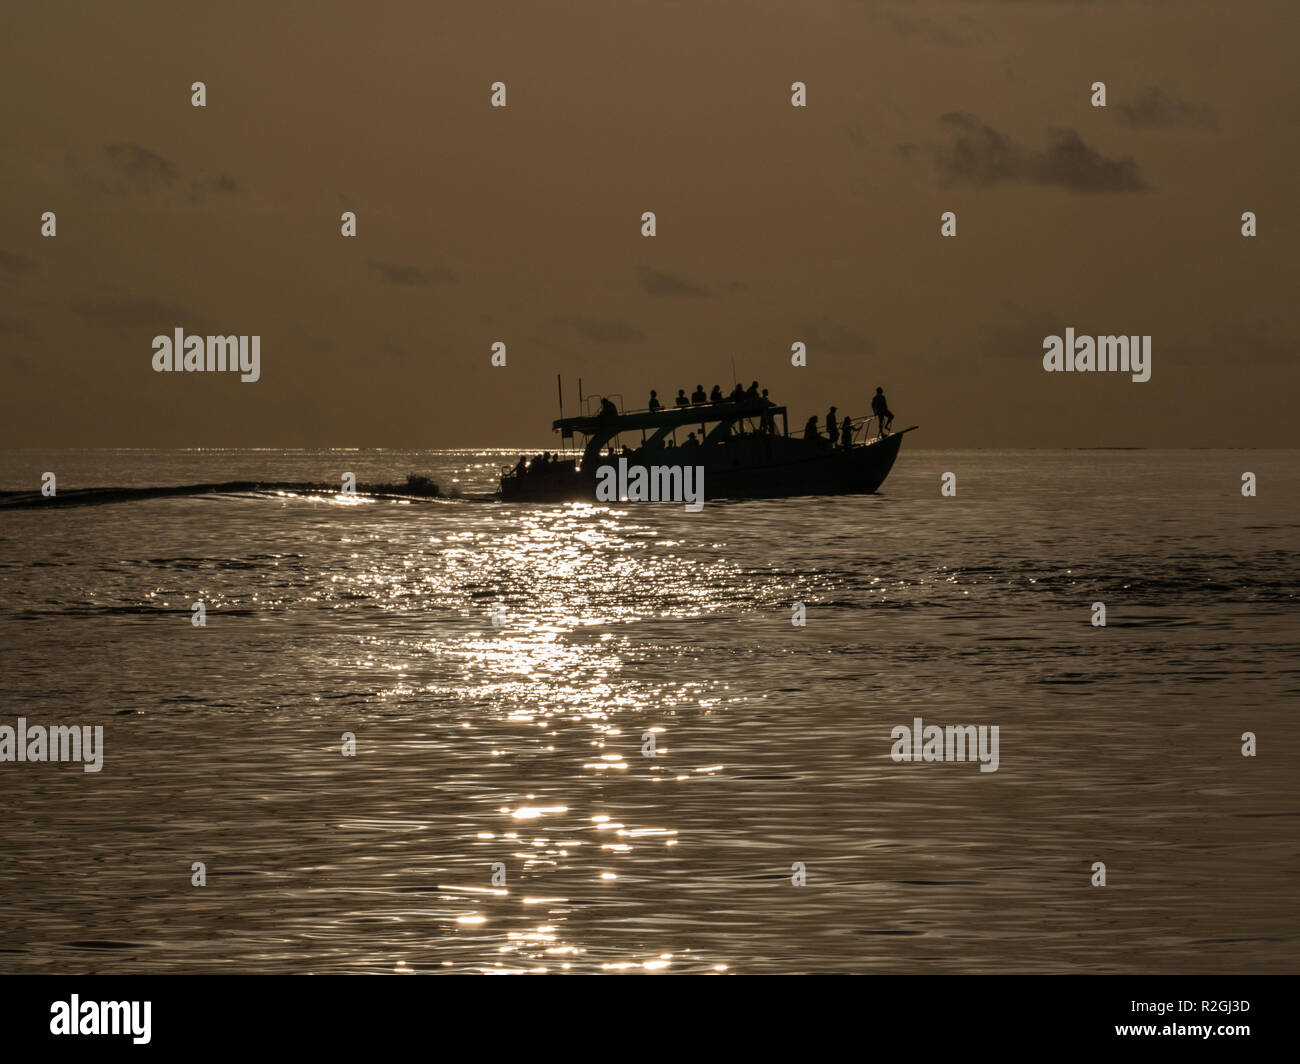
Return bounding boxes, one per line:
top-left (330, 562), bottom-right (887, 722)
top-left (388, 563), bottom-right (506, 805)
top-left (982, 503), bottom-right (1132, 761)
top-left (500, 428), bottom-right (914, 502)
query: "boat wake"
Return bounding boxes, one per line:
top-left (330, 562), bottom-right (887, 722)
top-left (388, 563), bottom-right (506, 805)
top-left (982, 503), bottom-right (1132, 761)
top-left (0, 481), bottom-right (450, 510)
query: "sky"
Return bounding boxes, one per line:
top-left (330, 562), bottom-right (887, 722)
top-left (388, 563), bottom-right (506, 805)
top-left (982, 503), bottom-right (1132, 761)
top-left (1, 0), bottom-right (1296, 449)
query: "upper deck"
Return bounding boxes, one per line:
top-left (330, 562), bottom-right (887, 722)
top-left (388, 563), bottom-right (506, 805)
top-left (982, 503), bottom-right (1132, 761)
top-left (554, 397), bottom-right (786, 438)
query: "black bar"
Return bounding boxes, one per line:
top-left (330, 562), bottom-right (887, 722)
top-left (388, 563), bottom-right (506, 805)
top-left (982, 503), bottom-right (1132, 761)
top-left (0, 974), bottom-right (1283, 1052)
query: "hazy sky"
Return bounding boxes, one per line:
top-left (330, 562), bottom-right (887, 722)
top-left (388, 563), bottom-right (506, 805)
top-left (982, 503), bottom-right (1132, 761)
top-left (1, 0), bottom-right (1295, 448)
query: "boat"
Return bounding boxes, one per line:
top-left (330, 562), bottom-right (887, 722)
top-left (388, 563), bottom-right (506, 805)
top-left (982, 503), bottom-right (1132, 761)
top-left (499, 391), bottom-right (916, 502)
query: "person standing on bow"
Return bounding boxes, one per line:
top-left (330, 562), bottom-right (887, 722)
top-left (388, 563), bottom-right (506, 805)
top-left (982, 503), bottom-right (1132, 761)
top-left (871, 387), bottom-right (894, 436)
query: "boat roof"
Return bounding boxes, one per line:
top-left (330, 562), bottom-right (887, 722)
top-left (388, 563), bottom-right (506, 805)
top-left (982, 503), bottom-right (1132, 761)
top-left (554, 399), bottom-right (785, 435)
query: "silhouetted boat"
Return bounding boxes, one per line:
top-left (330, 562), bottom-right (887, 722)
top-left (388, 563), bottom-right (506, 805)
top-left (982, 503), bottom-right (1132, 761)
top-left (499, 395), bottom-right (916, 502)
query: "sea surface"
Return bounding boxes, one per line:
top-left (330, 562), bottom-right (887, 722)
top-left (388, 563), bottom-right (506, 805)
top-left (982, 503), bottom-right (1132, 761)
top-left (1, 448), bottom-right (1297, 974)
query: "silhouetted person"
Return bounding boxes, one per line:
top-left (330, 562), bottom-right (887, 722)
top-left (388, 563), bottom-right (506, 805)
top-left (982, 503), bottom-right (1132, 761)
top-left (826, 406), bottom-right (837, 441)
top-left (841, 415), bottom-right (853, 449)
top-left (514, 455), bottom-right (527, 475)
top-left (692, 384), bottom-right (707, 404)
top-left (709, 384), bottom-right (723, 403)
top-left (648, 389), bottom-right (662, 412)
top-left (675, 389), bottom-right (689, 407)
top-left (745, 380), bottom-right (760, 400)
top-left (600, 397), bottom-right (618, 422)
top-left (804, 415), bottom-right (820, 441)
top-left (729, 382), bottom-right (745, 401)
top-left (760, 389), bottom-right (775, 434)
top-left (683, 431), bottom-right (700, 448)
top-left (871, 387), bottom-right (894, 435)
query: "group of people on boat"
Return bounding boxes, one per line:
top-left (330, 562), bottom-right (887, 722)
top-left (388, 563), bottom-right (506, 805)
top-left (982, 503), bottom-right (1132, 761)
top-left (805, 409), bottom-right (855, 450)
top-left (640, 381), bottom-right (894, 446)
top-left (800, 389), bottom-right (894, 449)
top-left (644, 381), bottom-right (892, 428)
top-left (510, 451), bottom-right (570, 477)
top-left (646, 381), bottom-right (771, 413)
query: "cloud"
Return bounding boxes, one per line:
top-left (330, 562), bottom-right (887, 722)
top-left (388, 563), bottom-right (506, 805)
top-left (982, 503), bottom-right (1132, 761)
top-left (1174, 315), bottom-right (1299, 367)
top-left (561, 313), bottom-right (646, 345)
top-left (207, 172), bottom-right (241, 196)
top-left (801, 322), bottom-right (875, 357)
top-left (1116, 87), bottom-right (1219, 131)
top-left (104, 142), bottom-right (180, 191)
top-left (843, 123), bottom-right (871, 150)
top-left (639, 266), bottom-right (710, 298)
top-left (0, 250), bottom-right (37, 283)
top-left (75, 298), bottom-right (210, 334)
top-left (81, 143), bottom-right (243, 202)
top-left (930, 113), bottom-right (1149, 192)
top-left (871, 9), bottom-right (985, 46)
top-left (368, 261), bottom-right (457, 286)
top-left (1, 352), bottom-right (35, 377)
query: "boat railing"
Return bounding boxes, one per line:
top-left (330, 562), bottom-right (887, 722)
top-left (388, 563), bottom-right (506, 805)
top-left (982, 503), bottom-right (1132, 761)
top-left (790, 414), bottom-right (887, 447)
top-left (849, 414), bottom-right (875, 446)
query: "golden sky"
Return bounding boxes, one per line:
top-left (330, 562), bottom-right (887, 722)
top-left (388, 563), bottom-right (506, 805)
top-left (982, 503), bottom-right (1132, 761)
top-left (1, 0), bottom-right (1295, 447)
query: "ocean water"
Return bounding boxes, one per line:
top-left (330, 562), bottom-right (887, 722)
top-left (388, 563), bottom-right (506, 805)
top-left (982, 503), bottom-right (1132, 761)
top-left (0, 448), bottom-right (1296, 974)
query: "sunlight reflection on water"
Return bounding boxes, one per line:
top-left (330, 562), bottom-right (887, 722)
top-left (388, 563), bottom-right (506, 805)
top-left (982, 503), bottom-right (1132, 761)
top-left (1, 449), bottom-right (1298, 972)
